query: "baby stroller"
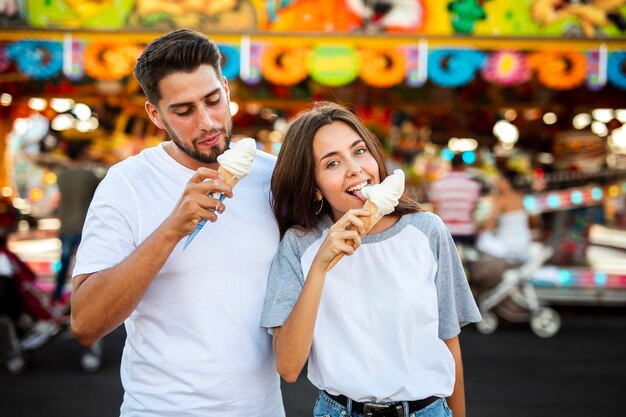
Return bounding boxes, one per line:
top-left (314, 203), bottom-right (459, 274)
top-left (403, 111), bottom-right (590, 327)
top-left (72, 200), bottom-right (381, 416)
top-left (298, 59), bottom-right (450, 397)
top-left (466, 242), bottom-right (561, 338)
top-left (0, 199), bottom-right (102, 374)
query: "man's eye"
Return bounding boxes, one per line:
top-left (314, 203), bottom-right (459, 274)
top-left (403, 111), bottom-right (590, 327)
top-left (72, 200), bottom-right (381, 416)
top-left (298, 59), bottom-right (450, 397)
top-left (176, 109), bottom-right (192, 116)
top-left (206, 96), bottom-right (220, 105)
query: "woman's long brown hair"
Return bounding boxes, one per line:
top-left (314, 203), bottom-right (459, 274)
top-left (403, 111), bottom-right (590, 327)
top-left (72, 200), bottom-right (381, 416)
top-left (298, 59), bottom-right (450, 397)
top-left (271, 101), bottom-right (422, 238)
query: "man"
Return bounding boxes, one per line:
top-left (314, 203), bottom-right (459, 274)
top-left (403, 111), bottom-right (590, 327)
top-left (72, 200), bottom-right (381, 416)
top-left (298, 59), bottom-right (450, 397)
top-left (52, 141), bottom-right (100, 306)
top-left (71, 29), bottom-right (284, 417)
top-left (428, 152), bottom-right (481, 247)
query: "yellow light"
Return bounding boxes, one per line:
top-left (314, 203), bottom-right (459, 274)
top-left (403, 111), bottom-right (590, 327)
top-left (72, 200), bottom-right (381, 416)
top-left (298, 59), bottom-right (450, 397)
top-left (1, 187), bottom-right (12, 197)
top-left (44, 172), bottom-right (57, 185)
top-left (608, 185), bottom-right (620, 198)
top-left (29, 188), bottom-right (44, 202)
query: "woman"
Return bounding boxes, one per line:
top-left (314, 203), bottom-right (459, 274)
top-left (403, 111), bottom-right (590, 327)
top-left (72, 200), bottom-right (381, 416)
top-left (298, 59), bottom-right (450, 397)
top-left (261, 102), bottom-right (481, 417)
top-left (477, 168), bottom-right (532, 263)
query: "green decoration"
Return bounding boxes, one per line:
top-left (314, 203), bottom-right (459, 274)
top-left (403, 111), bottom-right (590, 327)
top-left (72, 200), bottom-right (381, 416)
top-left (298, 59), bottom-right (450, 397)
top-left (308, 45), bottom-right (359, 87)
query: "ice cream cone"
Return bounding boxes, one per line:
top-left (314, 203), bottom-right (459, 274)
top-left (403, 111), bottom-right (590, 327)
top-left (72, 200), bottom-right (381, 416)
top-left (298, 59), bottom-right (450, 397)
top-left (218, 166), bottom-right (240, 188)
top-left (325, 199), bottom-right (385, 272)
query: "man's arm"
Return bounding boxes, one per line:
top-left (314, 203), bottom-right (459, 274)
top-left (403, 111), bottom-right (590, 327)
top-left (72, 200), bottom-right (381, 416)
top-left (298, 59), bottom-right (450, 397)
top-left (71, 167), bottom-right (232, 346)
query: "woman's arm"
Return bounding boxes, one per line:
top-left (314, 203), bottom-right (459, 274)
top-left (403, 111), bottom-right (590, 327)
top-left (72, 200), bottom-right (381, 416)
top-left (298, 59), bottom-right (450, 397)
top-left (272, 209), bottom-right (368, 382)
top-left (444, 336), bottom-right (466, 417)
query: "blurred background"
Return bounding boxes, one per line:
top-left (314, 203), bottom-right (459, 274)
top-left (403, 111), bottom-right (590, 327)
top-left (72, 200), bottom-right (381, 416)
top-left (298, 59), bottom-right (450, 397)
top-left (1, 0), bottom-right (626, 415)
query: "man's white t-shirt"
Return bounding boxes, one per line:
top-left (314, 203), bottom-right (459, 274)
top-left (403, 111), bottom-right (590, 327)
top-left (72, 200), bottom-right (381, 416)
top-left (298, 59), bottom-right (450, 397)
top-left (74, 142), bottom-right (284, 417)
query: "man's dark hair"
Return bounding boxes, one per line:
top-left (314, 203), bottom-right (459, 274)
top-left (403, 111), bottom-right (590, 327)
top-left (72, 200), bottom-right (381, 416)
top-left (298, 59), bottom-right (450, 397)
top-left (133, 29), bottom-right (223, 105)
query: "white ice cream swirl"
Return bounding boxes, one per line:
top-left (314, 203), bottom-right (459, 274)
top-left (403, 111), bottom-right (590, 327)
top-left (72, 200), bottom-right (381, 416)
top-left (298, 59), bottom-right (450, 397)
top-left (361, 169), bottom-right (405, 215)
top-left (217, 138), bottom-right (257, 178)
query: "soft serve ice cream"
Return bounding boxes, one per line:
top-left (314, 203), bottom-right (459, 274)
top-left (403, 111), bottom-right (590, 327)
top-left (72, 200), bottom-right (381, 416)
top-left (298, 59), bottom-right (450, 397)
top-left (216, 138), bottom-right (257, 179)
top-left (360, 169), bottom-right (405, 216)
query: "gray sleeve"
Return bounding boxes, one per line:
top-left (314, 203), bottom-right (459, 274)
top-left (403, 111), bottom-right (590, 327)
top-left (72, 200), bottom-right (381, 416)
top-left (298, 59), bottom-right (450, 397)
top-left (261, 229), bottom-right (305, 332)
top-left (426, 214), bottom-right (482, 339)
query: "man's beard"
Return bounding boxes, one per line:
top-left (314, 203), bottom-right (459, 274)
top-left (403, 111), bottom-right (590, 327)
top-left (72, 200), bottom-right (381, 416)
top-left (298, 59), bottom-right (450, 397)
top-left (164, 120), bottom-right (232, 164)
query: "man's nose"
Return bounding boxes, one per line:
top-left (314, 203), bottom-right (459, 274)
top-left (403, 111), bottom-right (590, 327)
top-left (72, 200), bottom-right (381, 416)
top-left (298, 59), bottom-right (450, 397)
top-left (196, 107), bottom-right (216, 131)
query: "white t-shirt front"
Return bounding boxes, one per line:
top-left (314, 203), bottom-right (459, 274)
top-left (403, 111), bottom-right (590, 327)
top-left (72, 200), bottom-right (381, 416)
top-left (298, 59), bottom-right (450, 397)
top-left (74, 142), bottom-right (284, 417)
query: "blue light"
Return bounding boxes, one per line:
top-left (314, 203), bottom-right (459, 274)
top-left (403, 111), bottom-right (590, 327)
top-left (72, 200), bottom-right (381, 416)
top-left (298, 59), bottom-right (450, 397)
top-left (594, 272), bottom-right (608, 287)
top-left (547, 193), bottom-right (561, 209)
top-left (570, 191), bottom-right (583, 205)
top-left (52, 260), bottom-right (61, 273)
top-left (591, 187), bottom-right (603, 201)
top-left (558, 269), bottom-right (573, 286)
top-left (462, 151), bottom-right (476, 165)
top-left (523, 195), bottom-right (537, 213)
top-left (441, 148), bottom-right (455, 161)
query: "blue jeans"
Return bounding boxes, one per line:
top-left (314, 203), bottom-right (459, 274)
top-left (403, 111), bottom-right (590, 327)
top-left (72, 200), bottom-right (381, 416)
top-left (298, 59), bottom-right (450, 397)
top-left (53, 233), bottom-right (81, 301)
top-left (313, 390), bottom-right (452, 417)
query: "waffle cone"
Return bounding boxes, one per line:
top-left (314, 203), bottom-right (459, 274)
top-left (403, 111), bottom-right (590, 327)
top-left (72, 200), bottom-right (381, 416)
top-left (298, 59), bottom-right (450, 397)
top-left (218, 166), bottom-right (240, 188)
top-left (325, 199), bottom-right (384, 271)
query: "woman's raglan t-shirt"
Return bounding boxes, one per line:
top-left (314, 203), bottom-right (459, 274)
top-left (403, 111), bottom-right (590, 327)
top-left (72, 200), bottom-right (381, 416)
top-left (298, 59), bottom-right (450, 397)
top-left (261, 211), bottom-right (481, 403)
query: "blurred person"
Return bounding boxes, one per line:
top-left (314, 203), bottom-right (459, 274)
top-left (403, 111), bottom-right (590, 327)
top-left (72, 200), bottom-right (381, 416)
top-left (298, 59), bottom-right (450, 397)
top-left (476, 168), bottom-right (532, 263)
top-left (262, 102), bottom-right (481, 417)
top-left (428, 153), bottom-right (481, 247)
top-left (51, 141), bottom-right (100, 307)
top-left (70, 29), bottom-right (284, 417)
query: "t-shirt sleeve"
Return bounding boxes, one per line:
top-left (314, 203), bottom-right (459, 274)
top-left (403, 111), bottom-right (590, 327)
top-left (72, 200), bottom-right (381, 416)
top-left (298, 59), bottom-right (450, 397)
top-left (261, 229), bottom-right (305, 333)
top-left (73, 168), bottom-right (139, 277)
top-left (428, 214), bottom-right (482, 339)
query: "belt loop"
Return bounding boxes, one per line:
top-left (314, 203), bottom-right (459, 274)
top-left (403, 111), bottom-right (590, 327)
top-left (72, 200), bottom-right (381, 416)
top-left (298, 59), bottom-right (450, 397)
top-left (402, 401), bottom-right (409, 417)
top-left (347, 398), bottom-right (353, 415)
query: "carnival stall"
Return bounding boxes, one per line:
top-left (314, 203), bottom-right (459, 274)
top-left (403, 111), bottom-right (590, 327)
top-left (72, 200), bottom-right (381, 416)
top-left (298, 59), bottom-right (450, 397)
top-left (1, 0), bottom-right (626, 304)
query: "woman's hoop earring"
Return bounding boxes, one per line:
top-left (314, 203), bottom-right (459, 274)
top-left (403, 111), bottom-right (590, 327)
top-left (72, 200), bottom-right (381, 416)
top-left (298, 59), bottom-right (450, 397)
top-left (315, 199), bottom-right (324, 215)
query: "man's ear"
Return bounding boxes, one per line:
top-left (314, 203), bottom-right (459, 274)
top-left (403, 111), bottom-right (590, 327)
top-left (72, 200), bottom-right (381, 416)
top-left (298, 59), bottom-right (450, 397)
top-left (222, 76), bottom-right (230, 100)
top-left (145, 101), bottom-right (164, 130)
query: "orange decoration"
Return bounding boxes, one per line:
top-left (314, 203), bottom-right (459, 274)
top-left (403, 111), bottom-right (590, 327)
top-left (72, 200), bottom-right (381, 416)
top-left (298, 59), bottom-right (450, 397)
top-left (359, 48), bottom-right (406, 88)
top-left (84, 42), bottom-right (143, 81)
top-left (261, 46), bottom-right (309, 86)
top-left (528, 51), bottom-right (586, 90)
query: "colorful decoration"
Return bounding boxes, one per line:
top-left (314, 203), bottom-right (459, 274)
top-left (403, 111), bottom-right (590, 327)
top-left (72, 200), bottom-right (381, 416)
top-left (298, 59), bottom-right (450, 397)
top-left (428, 49), bottom-right (485, 88)
top-left (359, 48), bottom-right (406, 88)
top-left (528, 51), bottom-right (587, 90)
top-left (0, 38), bottom-right (625, 90)
top-left (62, 36), bottom-right (85, 81)
top-left (261, 45), bottom-right (309, 86)
top-left (239, 37), bottom-right (262, 85)
top-left (218, 45), bottom-right (240, 81)
top-left (84, 42), bottom-right (142, 81)
top-left (7, 41), bottom-right (63, 79)
top-left (481, 50), bottom-right (530, 86)
top-left (607, 52), bottom-right (626, 90)
top-left (448, 0), bottom-right (486, 34)
top-left (308, 44), bottom-right (359, 87)
top-left (523, 181), bottom-right (625, 214)
top-left (532, 267), bottom-right (626, 290)
top-left (586, 45), bottom-right (607, 90)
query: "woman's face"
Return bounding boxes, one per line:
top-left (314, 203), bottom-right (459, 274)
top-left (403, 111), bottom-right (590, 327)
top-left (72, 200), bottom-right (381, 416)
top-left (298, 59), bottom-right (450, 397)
top-left (312, 121), bottom-right (380, 221)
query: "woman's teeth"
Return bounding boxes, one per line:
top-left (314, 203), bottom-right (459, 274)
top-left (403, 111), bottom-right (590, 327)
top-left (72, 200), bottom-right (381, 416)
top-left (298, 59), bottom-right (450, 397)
top-left (346, 181), bottom-right (368, 194)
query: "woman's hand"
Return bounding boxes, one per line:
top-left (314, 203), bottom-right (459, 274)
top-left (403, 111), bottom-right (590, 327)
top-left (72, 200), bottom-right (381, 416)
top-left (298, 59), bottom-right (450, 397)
top-left (312, 208), bottom-right (370, 270)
